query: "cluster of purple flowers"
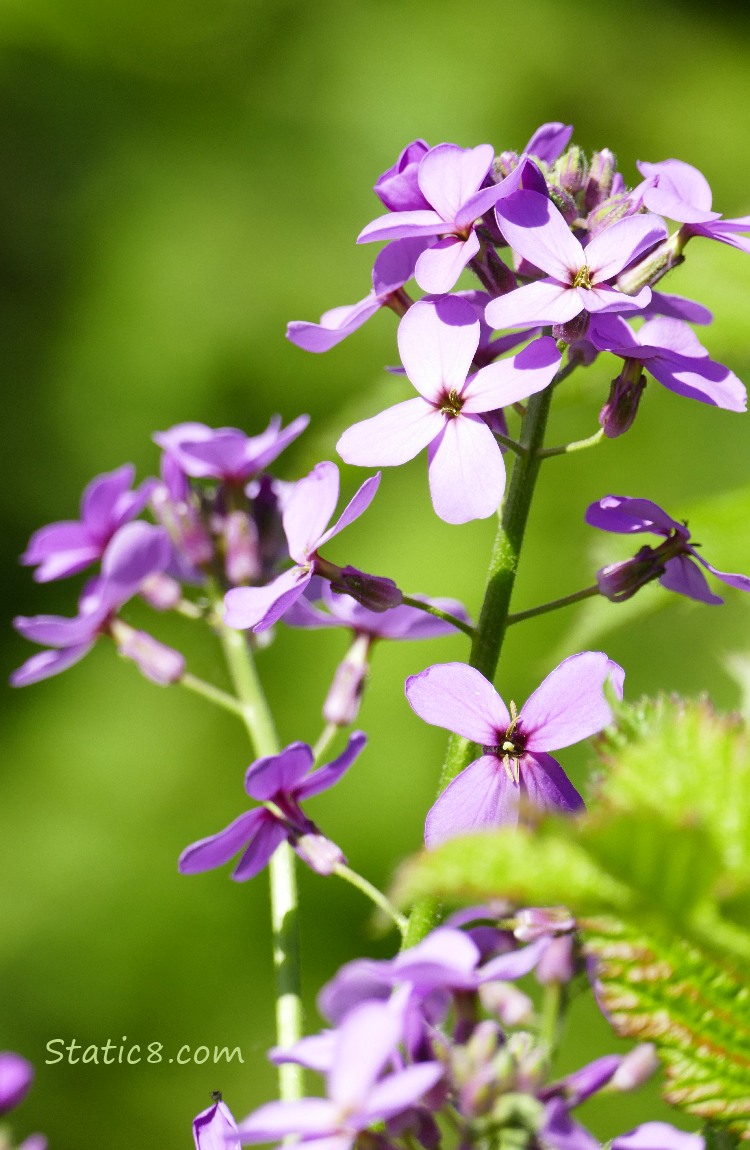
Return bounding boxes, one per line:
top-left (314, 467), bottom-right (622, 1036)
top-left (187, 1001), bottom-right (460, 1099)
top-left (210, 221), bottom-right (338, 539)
top-left (194, 915), bottom-right (699, 1150)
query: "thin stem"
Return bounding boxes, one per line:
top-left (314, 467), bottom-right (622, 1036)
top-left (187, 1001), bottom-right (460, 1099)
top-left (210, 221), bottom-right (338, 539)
top-left (334, 864), bottom-right (408, 937)
top-left (494, 433), bottom-right (527, 458)
top-left (175, 598), bottom-right (206, 620)
top-left (313, 721), bottom-right (340, 764)
top-left (539, 980), bottom-right (566, 1063)
top-left (537, 427), bottom-right (605, 459)
top-left (507, 585), bottom-right (600, 626)
top-left (401, 596), bottom-right (477, 639)
top-left (180, 672), bottom-right (247, 719)
top-left (214, 611), bottom-right (304, 1102)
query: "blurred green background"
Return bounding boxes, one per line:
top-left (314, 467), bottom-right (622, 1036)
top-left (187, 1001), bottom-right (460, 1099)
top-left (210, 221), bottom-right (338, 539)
top-left (2, 0), bottom-right (750, 1145)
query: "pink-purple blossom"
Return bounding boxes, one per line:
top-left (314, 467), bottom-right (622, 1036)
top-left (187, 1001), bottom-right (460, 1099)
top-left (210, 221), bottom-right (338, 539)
top-left (406, 653), bottom-right (624, 845)
top-left (337, 296), bottom-right (561, 524)
top-left (0, 1052), bottom-right (34, 1115)
top-left (154, 416), bottom-right (309, 485)
top-left (179, 734), bottom-right (365, 880)
top-left (635, 158), bottom-right (750, 254)
top-left (193, 1096), bottom-right (241, 1150)
top-left (586, 495), bottom-right (750, 604)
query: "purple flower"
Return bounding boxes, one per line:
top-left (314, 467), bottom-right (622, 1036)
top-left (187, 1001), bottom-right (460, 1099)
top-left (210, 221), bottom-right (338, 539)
top-left (0, 1052), bottom-right (34, 1115)
top-left (193, 1096), bottom-right (242, 1150)
top-left (406, 653), bottom-right (624, 846)
top-left (236, 998), bottom-right (443, 1150)
top-left (590, 314), bottom-right (746, 413)
top-left (374, 139), bottom-right (431, 211)
top-left (223, 462), bottom-right (396, 631)
top-left (524, 122), bottom-right (574, 165)
top-left (179, 734), bottom-right (365, 880)
top-left (153, 415), bottom-right (309, 485)
top-left (586, 495), bottom-right (750, 605)
top-left (12, 522), bottom-right (182, 686)
top-left (358, 143), bottom-right (526, 294)
top-left (287, 238), bottom-right (428, 353)
top-left (337, 296), bottom-right (561, 524)
top-left (612, 1124), bottom-right (704, 1150)
top-left (21, 464), bottom-right (154, 583)
top-left (636, 158), bottom-right (750, 254)
top-left (287, 580), bottom-right (469, 641)
top-left (486, 191), bottom-right (666, 330)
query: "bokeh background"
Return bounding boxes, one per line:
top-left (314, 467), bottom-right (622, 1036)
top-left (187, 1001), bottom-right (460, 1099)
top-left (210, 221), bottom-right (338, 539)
top-left (2, 1), bottom-right (750, 1145)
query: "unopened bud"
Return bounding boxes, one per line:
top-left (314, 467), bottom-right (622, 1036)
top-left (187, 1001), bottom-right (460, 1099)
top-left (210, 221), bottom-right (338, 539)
top-left (333, 567), bottom-right (403, 612)
top-left (223, 510), bottom-right (261, 585)
top-left (324, 634), bottom-right (370, 726)
top-left (139, 572), bottom-right (182, 611)
top-left (599, 362), bottom-right (647, 438)
top-left (151, 484), bottom-right (213, 568)
top-left (536, 936), bottom-right (576, 985)
top-left (610, 1043), bottom-right (660, 1091)
top-left (514, 907), bottom-right (575, 942)
top-left (585, 149), bottom-right (617, 211)
top-left (555, 146), bottom-right (588, 195)
top-left (552, 312), bottom-right (590, 346)
top-left (547, 185), bottom-right (578, 225)
top-left (616, 230), bottom-right (686, 295)
top-left (294, 832), bottom-right (345, 876)
top-left (479, 981), bottom-right (534, 1027)
top-left (586, 192), bottom-right (637, 236)
top-left (112, 621), bottom-right (185, 685)
top-left (492, 151), bottom-right (520, 181)
top-left (597, 545), bottom-right (665, 602)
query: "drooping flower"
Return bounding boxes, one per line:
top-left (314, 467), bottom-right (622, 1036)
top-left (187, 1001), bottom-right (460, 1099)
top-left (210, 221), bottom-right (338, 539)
top-left (236, 997), bottom-right (443, 1150)
top-left (11, 522), bottom-right (183, 687)
top-left (193, 1095), bottom-right (242, 1150)
top-left (486, 191), bottom-right (666, 330)
top-left (337, 296), bottom-right (561, 524)
top-left (585, 495), bottom-right (750, 604)
top-left (358, 143), bottom-right (528, 294)
top-left (179, 734), bottom-right (365, 880)
top-left (287, 238), bottom-right (428, 352)
top-left (21, 464), bottom-right (154, 583)
top-left (406, 654), bottom-right (624, 846)
top-left (223, 462), bottom-right (399, 631)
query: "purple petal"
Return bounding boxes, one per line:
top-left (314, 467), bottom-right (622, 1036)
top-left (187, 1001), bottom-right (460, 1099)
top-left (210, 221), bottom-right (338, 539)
top-left (551, 1054), bottom-right (622, 1106)
top-left (13, 608), bottom-right (105, 648)
top-left (645, 341), bottom-right (747, 412)
top-left (417, 143), bottom-right (494, 223)
top-left (485, 280), bottom-right (582, 330)
top-left (0, 1052), bottom-right (34, 1114)
top-left (337, 399), bottom-right (444, 467)
top-left (233, 817), bottom-right (289, 880)
top-left (283, 462), bottom-right (340, 561)
top-left (391, 927), bottom-right (481, 989)
top-left (359, 1062), bottom-right (444, 1124)
top-left (81, 464), bottom-right (136, 533)
top-left (250, 414), bottom-right (310, 475)
top-left (638, 158), bottom-right (717, 223)
top-left (100, 522), bottom-right (171, 604)
top-left (223, 566), bottom-right (312, 632)
top-left (524, 122), bottom-right (573, 164)
top-left (398, 296), bottom-right (479, 402)
top-left (357, 209), bottom-right (448, 244)
top-left (328, 999), bottom-right (402, 1110)
top-left (22, 523), bottom-right (100, 582)
top-left (585, 214), bottom-right (668, 282)
top-left (270, 1031), bottom-right (337, 1074)
top-left (414, 233), bottom-right (479, 294)
top-left (178, 809), bottom-right (268, 874)
top-left (496, 191), bottom-right (583, 281)
top-left (612, 1122), bottom-right (704, 1150)
top-left (318, 959), bottom-right (392, 1024)
top-left (406, 662), bottom-right (510, 742)
top-left (425, 756), bottom-right (517, 846)
top-left (542, 1098), bottom-right (600, 1150)
top-left (237, 1099), bottom-right (338, 1142)
top-left (318, 472), bottom-right (381, 547)
top-left (522, 652), bottom-right (624, 752)
top-left (287, 297), bottom-right (382, 353)
top-left (375, 139), bottom-right (431, 212)
top-left (245, 742), bottom-right (314, 801)
top-left (295, 731), bottom-right (367, 800)
top-left (479, 937), bottom-right (551, 982)
top-left (691, 550), bottom-right (750, 595)
top-left (581, 285), bottom-right (651, 314)
top-left (371, 237), bottom-right (429, 295)
top-left (647, 292), bottom-right (713, 325)
top-left (584, 495), bottom-right (679, 537)
top-left (362, 595), bottom-right (470, 640)
top-left (193, 1100), bottom-right (242, 1150)
top-left (10, 642), bottom-right (95, 687)
top-left (427, 416), bottom-right (506, 524)
top-left (520, 752), bottom-right (585, 815)
top-left (461, 337), bottom-right (560, 412)
top-left (659, 555), bottom-right (722, 604)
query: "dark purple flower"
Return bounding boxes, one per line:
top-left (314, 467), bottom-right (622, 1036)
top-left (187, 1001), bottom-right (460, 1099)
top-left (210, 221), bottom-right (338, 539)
top-left (586, 495), bottom-right (750, 605)
top-left (154, 416), bottom-right (309, 485)
top-left (21, 464), bottom-right (154, 583)
top-left (193, 1096), bottom-right (242, 1150)
top-left (236, 998), bottom-right (443, 1150)
top-left (287, 239), bottom-right (428, 353)
top-left (179, 734), bottom-right (365, 880)
top-left (0, 1052), bottom-right (34, 1115)
top-left (406, 654), bottom-right (624, 845)
top-left (223, 462), bottom-right (395, 632)
top-left (358, 143), bottom-right (527, 294)
top-left (337, 296), bottom-right (561, 524)
top-left (487, 191), bottom-right (666, 330)
top-left (12, 522), bottom-right (182, 686)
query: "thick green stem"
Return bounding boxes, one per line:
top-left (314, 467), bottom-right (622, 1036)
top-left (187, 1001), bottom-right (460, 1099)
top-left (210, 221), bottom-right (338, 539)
top-left (404, 385), bottom-right (555, 948)
top-left (215, 616), bottom-right (304, 1101)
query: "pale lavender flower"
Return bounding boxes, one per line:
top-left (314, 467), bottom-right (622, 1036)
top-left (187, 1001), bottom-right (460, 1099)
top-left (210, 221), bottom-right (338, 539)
top-left (0, 1052), bottom-right (34, 1115)
top-left (486, 191), bottom-right (666, 330)
top-left (193, 1096), bottom-right (242, 1150)
top-left (337, 296), bottom-right (561, 524)
top-left (406, 654), bottom-right (624, 846)
top-left (358, 143), bottom-right (527, 293)
top-left (153, 415), bottom-right (309, 485)
top-left (636, 158), bottom-right (750, 254)
top-left (586, 495), bottom-right (750, 605)
top-left (287, 238), bottom-right (428, 352)
top-left (223, 462), bottom-right (397, 631)
top-left (612, 1124), bottom-right (704, 1150)
top-left (12, 522), bottom-right (181, 686)
top-left (179, 734), bottom-right (365, 880)
top-left (236, 998), bottom-right (443, 1150)
top-left (21, 464), bottom-right (154, 583)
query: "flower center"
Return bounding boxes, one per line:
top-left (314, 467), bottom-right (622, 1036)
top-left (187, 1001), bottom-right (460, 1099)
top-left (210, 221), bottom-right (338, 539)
top-left (482, 701), bottom-right (525, 784)
top-left (439, 388), bottom-right (464, 418)
top-left (572, 264), bottom-right (593, 289)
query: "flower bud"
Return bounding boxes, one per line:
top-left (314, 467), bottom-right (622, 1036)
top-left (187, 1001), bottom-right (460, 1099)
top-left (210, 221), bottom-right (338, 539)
top-left (584, 148), bottom-right (617, 211)
top-left (151, 483), bottom-right (213, 568)
top-left (616, 230), bottom-right (686, 295)
top-left (547, 185), bottom-right (578, 225)
top-left (294, 832), bottom-right (345, 876)
top-left (610, 1043), bottom-right (660, 1091)
top-left (554, 146), bottom-right (588, 195)
top-left (324, 634), bottom-right (370, 726)
top-left (492, 151), bottom-right (519, 181)
top-left (193, 1097), bottom-right (241, 1150)
top-left (375, 140), bottom-right (430, 211)
top-left (139, 572), bottom-right (183, 611)
top-left (599, 362), bottom-right (647, 438)
top-left (586, 192), bottom-right (637, 236)
top-left (223, 510), bottom-right (261, 586)
top-left (513, 907), bottom-right (575, 942)
top-left (111, 621), bottom-right (185, 685)
top-left (332, 567), bottom-right (403, 612)
top-left (596, 545), bottom-right (666, 602)
top-left (552, 312), bottom-right (590, 346)
top-left (479, 981), bottom-right (534, 1027)
top-left (536, 936), bottom-right (576, 985)
top-left (0, 1052), bottom-right (34, 1115)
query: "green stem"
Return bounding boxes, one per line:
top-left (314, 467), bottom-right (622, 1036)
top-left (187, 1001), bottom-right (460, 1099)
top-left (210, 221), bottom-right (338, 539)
top-left (404, 384), bottom-right (555, 948)
top-left (180, 672), bottom-right (247, 719)
top-left (539, 980), bottom-right (566, 1063)
top-left (494, 433), bottom-right (527, 458)
top-left (215, 614), bottom-right (304, 1102)
top-left (401, 596), bottom-right (477, 639)
top-left (507, 585), bottom-right (600, 626)
top-left (334, 864), bottom-right (408, 936)
top-left (537, 427), bottom-right (605, 459)
top-left (313, 721), bottom-right (340, 763)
